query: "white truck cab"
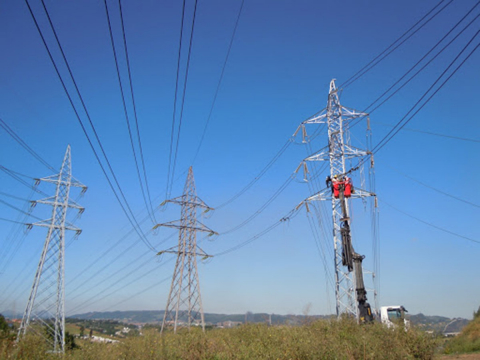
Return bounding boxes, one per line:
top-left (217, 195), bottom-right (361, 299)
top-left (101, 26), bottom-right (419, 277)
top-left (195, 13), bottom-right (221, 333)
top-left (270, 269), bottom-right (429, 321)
top-left (380, 305), bottom-right (410, 329)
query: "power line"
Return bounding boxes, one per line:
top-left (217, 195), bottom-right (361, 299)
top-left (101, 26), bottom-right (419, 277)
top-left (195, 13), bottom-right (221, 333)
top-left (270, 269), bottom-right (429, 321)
top-left (340, 0), bottom-right (453, 89)
top-left (118, 0), bottom-right (157, 222)
top-left (0, 117), bottom-right (56, 173)
top-left (385, 164), bottom-right (480, 209)
top-left (165, 0), bottom-right (187, 201)
top-left (380, 199), bottom-right (480, 244)
top-left (220, 175), bottom-right (294, 235)
top-left (191, 0), bottom-right (245, 164)
top-left (0, 217), bottom-right (28, 225)
top-left (0, 191), bottom-right (32, 202)
top-left (350, 3), bottom-right (480, 127)
top-left (215, 139), bottom-right (292, 209)
top-left (168, 0), bottom-right (199, 198)
top-left (25, 0), bottom-right (156, 252)
top-left (372, 31), bottom-right (480, 155)
top-left (0, 199), bottom-right (41, 221)
top-left (372, 121), bottom-right (480, 143)
top-left (103, 0), bottom-right (156, 223)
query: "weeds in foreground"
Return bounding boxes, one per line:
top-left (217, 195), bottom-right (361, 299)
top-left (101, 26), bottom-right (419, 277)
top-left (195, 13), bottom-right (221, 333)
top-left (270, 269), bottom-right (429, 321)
top-left (4, 318), bottom-right (437, 360)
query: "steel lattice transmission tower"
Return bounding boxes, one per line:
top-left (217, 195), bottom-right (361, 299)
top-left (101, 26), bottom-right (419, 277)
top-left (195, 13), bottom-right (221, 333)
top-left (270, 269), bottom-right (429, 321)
top-left (154, 167), bottom-right (217, 333)
top-left (17, 146), bottom-right (86, 353)
top-left (295, 79), bottom-right (375, 319)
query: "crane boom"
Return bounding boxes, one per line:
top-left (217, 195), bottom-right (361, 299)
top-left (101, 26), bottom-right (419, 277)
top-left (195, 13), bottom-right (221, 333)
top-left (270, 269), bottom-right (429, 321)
top-left (334, 177), bottom-right (374, 323)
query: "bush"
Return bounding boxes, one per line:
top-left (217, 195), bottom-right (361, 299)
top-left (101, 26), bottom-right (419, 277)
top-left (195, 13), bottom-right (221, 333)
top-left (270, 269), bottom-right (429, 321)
top-left (5, 318), bottom-right (437, 360)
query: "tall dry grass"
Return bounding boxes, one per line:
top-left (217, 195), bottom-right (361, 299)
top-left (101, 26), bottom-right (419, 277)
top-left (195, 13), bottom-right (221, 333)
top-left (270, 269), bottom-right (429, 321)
top-left (3, 318), bottom-right (437, 359)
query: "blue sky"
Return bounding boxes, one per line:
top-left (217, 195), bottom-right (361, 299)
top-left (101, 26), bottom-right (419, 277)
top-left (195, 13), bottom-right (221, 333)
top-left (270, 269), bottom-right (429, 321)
top-left (0, 0), bottom-right (479, 320)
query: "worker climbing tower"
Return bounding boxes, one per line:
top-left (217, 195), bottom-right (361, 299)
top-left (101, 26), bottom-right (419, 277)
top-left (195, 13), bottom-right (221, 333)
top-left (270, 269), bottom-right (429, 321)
top-left (154, 167), bottom-right (217, 333)
top-left (17, 145), bottom-right (86, 352)
top-left (294, 79), bottom-right (376, 320)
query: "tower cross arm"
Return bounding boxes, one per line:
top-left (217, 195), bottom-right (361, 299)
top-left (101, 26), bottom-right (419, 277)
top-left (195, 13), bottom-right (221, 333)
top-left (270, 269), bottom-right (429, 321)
top-left (157, 245), bottom-right (212, 259)
top-left (305, 187), bottom-right (376, 202)
top-left (153, 220), bottom-right (218, 235)
top-left (28, 219), bottom-right (81, 233)
top-left (340, 105), bottom-right (368, 120)
top-left (36, 174), bottom-right (86, 189)
top-left (161, 195), bottom-right (213, 210)
top-left (33, 197), bottom-right (85, 211)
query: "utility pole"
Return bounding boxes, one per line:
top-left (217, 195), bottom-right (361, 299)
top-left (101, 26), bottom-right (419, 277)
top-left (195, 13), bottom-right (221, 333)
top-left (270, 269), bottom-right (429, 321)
top-left (17, 145), bottom-right (86, 352)
top-left (155, 167), bottom-right (216, 333)
top-left (294, 80), bottom-right (375, 320)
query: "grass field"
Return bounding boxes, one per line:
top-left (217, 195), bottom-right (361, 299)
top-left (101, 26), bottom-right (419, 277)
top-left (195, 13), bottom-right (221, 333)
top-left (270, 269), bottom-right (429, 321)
top-left (2, 317), bottom-right (440, 359)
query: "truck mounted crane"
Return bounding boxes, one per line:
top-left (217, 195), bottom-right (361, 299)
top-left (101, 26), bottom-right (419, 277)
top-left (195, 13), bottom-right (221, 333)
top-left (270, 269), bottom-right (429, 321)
top-left (328, 175), bottom-right (374, 323)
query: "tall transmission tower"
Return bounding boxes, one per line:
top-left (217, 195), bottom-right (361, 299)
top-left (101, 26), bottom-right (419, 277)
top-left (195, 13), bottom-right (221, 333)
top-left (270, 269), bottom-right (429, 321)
top-left (295, 79), bottom-right (376, 319)
top-left (17, 145), bottom-right (86, 353)
top-left (155, 167), bottom-right (217, 333)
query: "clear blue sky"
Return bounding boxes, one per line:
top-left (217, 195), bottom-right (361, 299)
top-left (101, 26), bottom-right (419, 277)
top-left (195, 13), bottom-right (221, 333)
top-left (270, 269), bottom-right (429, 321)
top-left (0, 0), bottom-right (479, 320)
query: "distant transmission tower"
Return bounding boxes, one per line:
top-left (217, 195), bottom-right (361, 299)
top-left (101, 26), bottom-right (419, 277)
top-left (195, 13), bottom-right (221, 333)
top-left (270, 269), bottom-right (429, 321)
top-left (17, 146), bottom-right (86, 353)
top-left (296, 79), bottom-right (375, 319)
top-left (155, 167), bottom-right (217, 333)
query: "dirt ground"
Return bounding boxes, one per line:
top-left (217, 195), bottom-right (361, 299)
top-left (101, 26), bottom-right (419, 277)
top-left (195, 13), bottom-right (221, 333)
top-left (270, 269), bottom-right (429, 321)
top-left (436, 354), bottom-right (480, 359)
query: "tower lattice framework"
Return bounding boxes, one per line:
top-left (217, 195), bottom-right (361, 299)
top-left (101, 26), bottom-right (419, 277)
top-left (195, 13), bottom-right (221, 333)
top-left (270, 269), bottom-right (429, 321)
top-left (17, 146), bottom-right (86, 352)
top-left (296, 80), bottom-right (375, 319)
top-left (155, 167), bottom-right (217, 333)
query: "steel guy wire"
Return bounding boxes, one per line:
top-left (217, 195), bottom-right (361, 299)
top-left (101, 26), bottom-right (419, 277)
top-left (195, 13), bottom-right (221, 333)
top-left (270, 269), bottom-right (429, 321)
top-left (340, 0), bottom-right (453, 89)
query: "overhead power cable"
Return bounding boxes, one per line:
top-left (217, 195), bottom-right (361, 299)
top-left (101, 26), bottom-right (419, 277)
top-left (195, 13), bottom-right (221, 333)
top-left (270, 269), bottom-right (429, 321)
top-left (350, 3), bottom-right (480, 129)
top-left (165, 0), bottom-right (187, 202)
top-left (0, 217), bottom-right (28, 225)
top-left (191, 0), bottom-right (245, 164)
top-left (372, 30), bottom-right (480, 155)
top-left (215, 139), bottom-right (292, 210)
top-left (25, 0), bottom-right (156, 252)
top-left (0, 165), bottom-right (47, 197)
top-left (371, 121), bottom-right (480, 143)
top-left (220, 174), bottom-right (294, 235)
top-left (214, 207), bottom-right (301, 257)
top-left (66, 257), bottom-right (173, 316)
top-left (385, 164), bottom-right (480, 209)
top-left (103, 0), bottom-right (156, 223)
top-left (118, 0), bottom-right (157, 222)
top-left (168, 0), bottom-right (199, 199)
top-left (0, 117), bottom-right (56, 173)
top-left (381, 200), bottom-right (479, 244)
top-left (340, 0), bottom-right (453, 89)
top-left (0, 199), bottom-right (41, 221)
top-left (99, 275), bottom-right (170, 312)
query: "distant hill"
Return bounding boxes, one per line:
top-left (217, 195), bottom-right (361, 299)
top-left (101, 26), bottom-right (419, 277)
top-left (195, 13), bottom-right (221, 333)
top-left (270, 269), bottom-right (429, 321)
top-left (444, 310), bottom-right (480, 353)
top-left (409, 313), bottom-right (470, 333)
top-left (70, 310), bottom-right (469, 332)
top-left (70, 310), bottom-right (330, 325)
